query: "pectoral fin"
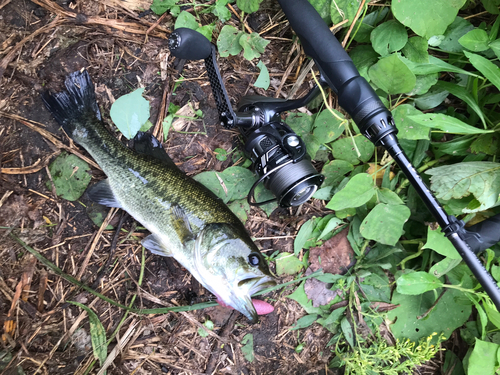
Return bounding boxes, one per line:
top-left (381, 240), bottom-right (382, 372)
top-left (142, 234), bottom-right (172, 257)
top-left (86, 179), bottom-right (122, 208)
top-left (171, 204), bottom-right (194, 245)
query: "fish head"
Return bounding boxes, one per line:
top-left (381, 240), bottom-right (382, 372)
top-left (193, 223), bottom-right (276, 323)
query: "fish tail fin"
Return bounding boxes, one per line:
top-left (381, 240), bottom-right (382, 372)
top-left (41, 69), bottom-right (101, 139)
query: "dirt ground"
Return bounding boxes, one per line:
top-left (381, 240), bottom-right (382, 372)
top-left (0, 0), bottom-right (347, 374)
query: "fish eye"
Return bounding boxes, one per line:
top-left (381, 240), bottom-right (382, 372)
top-left (248, 254), bottom-right (260, 267)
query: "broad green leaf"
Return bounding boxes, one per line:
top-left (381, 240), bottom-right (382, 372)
top-left (241, 334), bottom-right (254, 362)
top-left (413, 85), bottom-right (449, 110)
top-left (326, 173), bottom-right (376, 211)
top-left (174, 11), bottom-right (198, 30)
top-left (239, 32), bottom-right (270, 60)
top-left (490, 38), bottom-right (500, 59)
top-left (341, 317), bottom-right (355, 348)
top-left (236, 0), bottom-right (263, 13)
top-left (464, 51), bottom-right (500, 91)
top-left (308, 0), bottom-right (333, 22)
top-left (368, 53), bottom-right (416, 94)
top-left (287, 282), bottom-right (324, 315)
top-left (287, 113), bottom-right (321, 159)
top-left (150, 0), bottom-right (178, 15)
top-left (69, 302), bottom-right (107, 366)
top-left (427, 162), bottom-right (500, 212)
top-left (422, 226), bottom-right (461, 259)
top-left (484, 303), bottom-right (500, 330)
top-left (275, 253), bottom-right (304, 276)
top-left (254, 184), bottom-right (278, 216)
top-left (291, 314), bottom-right (318, 330)
top-left (435, 81), bottom-right (487, 127)
top-left (196, 24), bottom-right (215, 41)
top-left (440, 16), bottom-right (475, 52)
top-left (330, 0), bottom-right (364, 27)
top-left (392, 0), bottom-right (467, 39)
top-left (397, 272), bottom-right (443, 295)
top-left (193, 166), bottom-right (256, 203)
top-left (228, 199), bottom-right (250, 223)
top-left (294, 218), bottom-right (316, 255)
top-left (401, 55), bottom-right (481, 78)
top-left (401, 36), bottom-right (429, 63)
top-left (371, 20), bottom-right (408, 57)
top-left (391, 104), bottom-right (429, 140)
top-left (217, 25), bottom-right (244, 57)
top-left (408, 113), bottom-right (494, 134)
top-left (408, 73), bottom-right (439, 96)
top-left (471, 133), bottom-right (499, 155)
top-left (481, 0), bottom-right (500, 14)
top-left (458, 28), bottom-right (490, 52)
top-left (331, 135), bottom-right (375, 165)
top-left (429, 257), bottom-right (462, 279)
top-left (360, 203), bottom-right (410, 245)
top-left (349, 45), bottom-right (378, 81)
top-left (467, 339), bottom-right (500, 375)
top-left (212, 0), bottom-right (232, 22)
top-left (388, 287), bottom-right (472, 342)
top-left (318, 217), bottom-right (343, 241)
top-left (312, 109), bottom-right (345, 143)
top-left (110, 88), bottom-right (150, 139)
top-left (254, 61), bottom-right (270, 89)
top-left (377, 188), bottom-right (404, 205)
top-left (198, 320), bottom-right (214, 337)
top-left (321, 160), bottom-right (354, 187)
top-left (47, 153), bottom-right (91, 201)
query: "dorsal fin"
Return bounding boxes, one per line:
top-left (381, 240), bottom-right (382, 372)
top-left (133, 132), bottom-right (179, 169)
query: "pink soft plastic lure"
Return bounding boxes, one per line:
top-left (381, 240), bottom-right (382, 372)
top-left (218, 298), bottom-right (274, 315)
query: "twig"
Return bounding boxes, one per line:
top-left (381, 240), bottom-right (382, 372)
top-left (204, 311), bottom-right (239, 374)
top-left (227, 3), bottom-right (253, 34)
top-left (341, 0), bottom-right (367, 47)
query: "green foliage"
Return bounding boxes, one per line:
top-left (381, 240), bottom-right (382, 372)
top-left (254, 61), bottom-right (270, 89)
top-left (236, 0), bottom-right (263, 13)
top-left (110, 88), bottom-right (150, 139)
top-left (275, 253), bottom-right (305, 276)
top-left (197, 320), bottom-right (214, 337)
top-left (47, 153), bottom-right (91, 201)
top-left (150, 0), bottom-right (179, 16)
top-left (241, 334), bottom-right (254, 362)
top-left (217, 25), bottom-right (270, 60)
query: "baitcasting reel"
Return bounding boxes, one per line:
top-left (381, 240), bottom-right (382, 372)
top-left (168, 28), bottom-right (324, 208)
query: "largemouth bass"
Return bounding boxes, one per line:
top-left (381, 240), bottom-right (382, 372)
top-left (42, 69), bottom-right (276, 322)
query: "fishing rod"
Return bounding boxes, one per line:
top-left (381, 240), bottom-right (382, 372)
top-left (167, 1), bottom-right (500, 309)
top-left (278, 0), bottom-right (500, 309)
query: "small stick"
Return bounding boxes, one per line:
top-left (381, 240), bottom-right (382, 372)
top-left (341, 0), bottom-right (367, 47)
top-left (228, 3), bottom-right (253, 34)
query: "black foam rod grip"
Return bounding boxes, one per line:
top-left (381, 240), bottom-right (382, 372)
top-left (168, 28), bottom-right (213, 60)
top-left (278, 0), bottom-right (390, 134)
top-left (468, 213), bottom-right (500, 252)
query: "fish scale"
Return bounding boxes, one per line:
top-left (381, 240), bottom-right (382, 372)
top-left (42, 69), bottom-right (276, 322)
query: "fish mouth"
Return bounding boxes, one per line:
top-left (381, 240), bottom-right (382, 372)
top-left (234, 275), bottom-right (277, 323)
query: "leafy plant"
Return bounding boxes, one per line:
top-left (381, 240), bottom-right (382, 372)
top-left (47, 153), bottom-right (91, 201)
top-left (110, 88), bottom-right (150, 139)
top-left (217, 25), bottom-right (270, 60)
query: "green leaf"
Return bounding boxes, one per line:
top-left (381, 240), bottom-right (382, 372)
top-left (484, 303), bottom-right (500, 330)
top-left (217, 25), bottom-right (244, 57)
top-left (326, 173), bottom-right (376, 211)
top-left (435, 81), bottom-right (487, 127)
top-left (330, 0), bottom-right (363, 27)
top-left (440, 16), bottom-right (475, 52)
top-left (349, 45), bottom-right (378, 81)
top-left (291, 314), bottom-right (318, 330)
top-left (193, 166), bottom-right (256, 203)
top-left (341, 317), bottom-right (355, 348)
top-left (408, 113), bottom-right (494, 134)
top-left (360, 203), bottom-right (410, 246)
top-left (459, 28), bottom-right (490, 52)
top-left (391, 104), bottom-right (429, 140)
top-left (377, 187), bottom-right (404, 205)
top-left (69, 302), bottom-right (107, 366)
top-left (196, 24), bottom-right (215, 41)
top-left (228, 199), bottom-right (250, 223)
top-left (490, 38), bottom-right (500, 59)
top-left (464, 51), bottom-right (500, 91)
top-left (110, 88), bottom-right (150, 139)
top-left (239, 32), bottom-right (270, 60)
top-left (321, 160), bottom-right (354, 188)
top-left (401, 36), bottom-right (429, 63)
top-left (47, 153), bottom-right (91, 201)
top-left (471, 133), bottom-right (499, 155)
top-left (481, 0), bottom-right (500, 14)
top-left (413, 85), bottom-right (449, 110)
top-left (397, 271), bottom-right (444, 295)
top-left (309, 0), bottom-right (333, 22)
top-left (275, 253), bottom-right (304, 276)
top-left (401, 55), bottom-right (481, 77)
top-left (287, 282), bottom-right (324, 315)
top-left (467, 339), bottom-right (500, 375)
top-left (198, 320), bottom-right (214, 337)
top-left (312, 109), bottom-right (345, 143)
top-left (294, 218), bottom-right (316, 255)
top-left (214, 148), bottom-right (228, 161)
top-left (388, 287), bottom-right (472, 342)
top-left (287, 113), bottom-right (321, 159)
top-left (429, 257), bottom-right (462, 279)
top-left (254, 61), bottom-right (270, 89)
top-left (236, 0), bottom-right (263, 13)
top-left (253, 184), bottom-right (278, 216)
top-left (174, 11), bottom-right (199, 30)
top-left (241, 333), bottom-right (254, 362)
top-left (213, 0), bottom-right (232, 22)
top-left (371, 20), bottom-right (408, 57)
top-left (368, 53), bottom-right (416, 94)
top-left (150, 0), bottom-right (178, 15)
top-left (427, 162), bottom-right (500, 212)
top-left (391, 0), bottom-right (467, 39)
top-left (422, 226), bottom-right (461, 259)
top-left (330, 135), bottom-right (375, 165)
